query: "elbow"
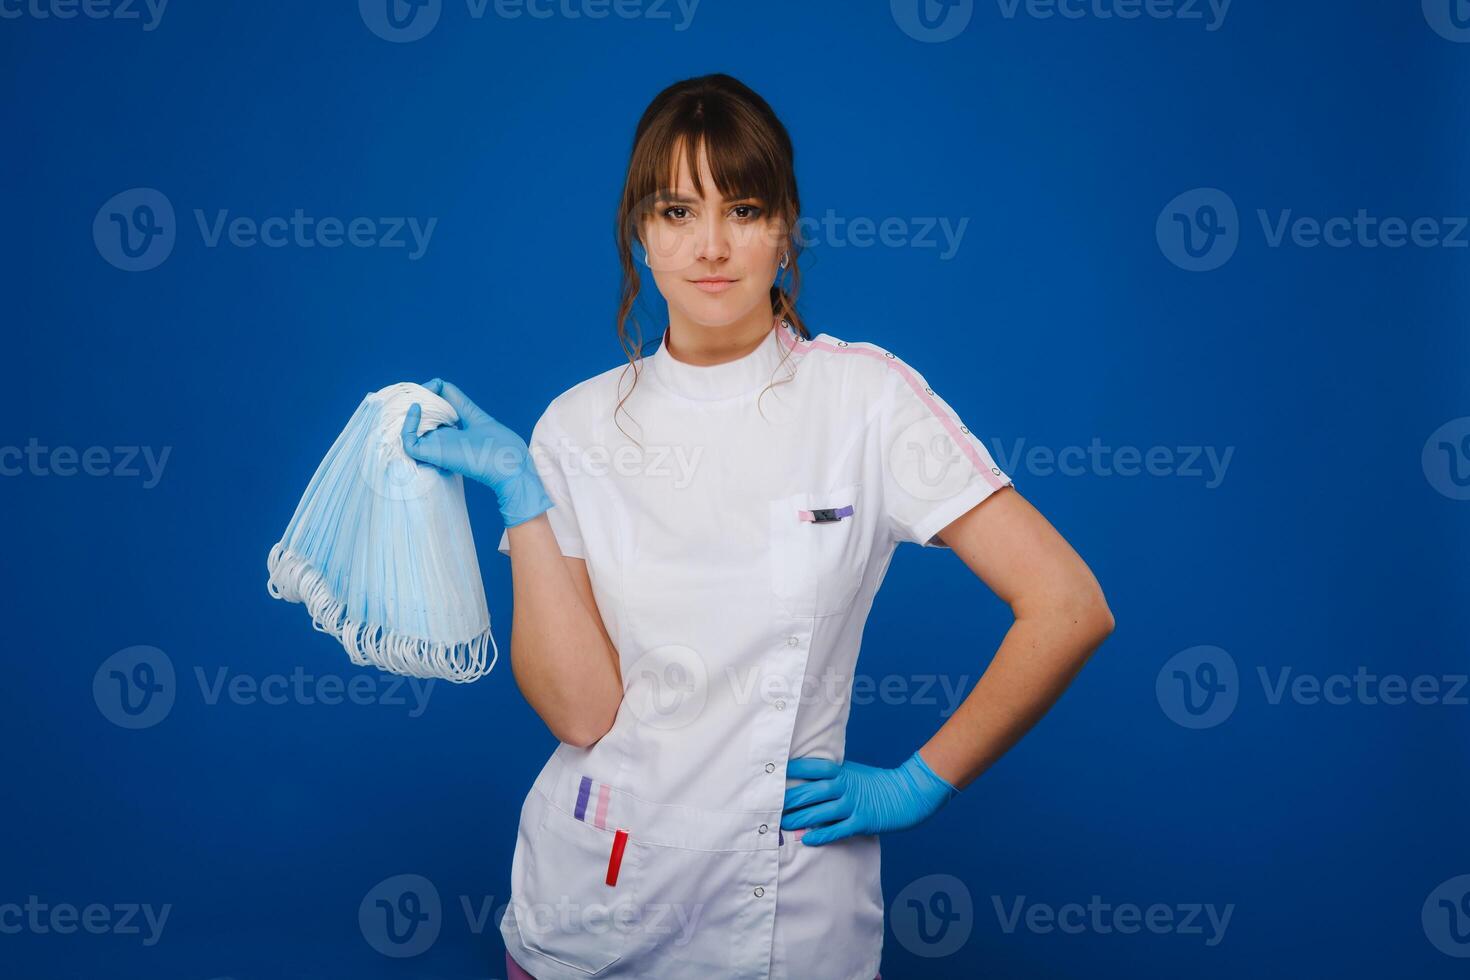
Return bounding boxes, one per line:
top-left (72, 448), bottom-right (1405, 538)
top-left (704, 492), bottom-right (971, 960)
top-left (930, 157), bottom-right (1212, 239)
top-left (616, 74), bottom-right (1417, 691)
top-left (554, 719), bottom-right (609, 749)
top-left (557, 727), bottom-right (601, 750)
top-left (1076, 588), bottom-right (1116, 645)
top-left (553, 700), bottom-right (620, 749)
top-left (1029, 583), bottom-right (1114, 647)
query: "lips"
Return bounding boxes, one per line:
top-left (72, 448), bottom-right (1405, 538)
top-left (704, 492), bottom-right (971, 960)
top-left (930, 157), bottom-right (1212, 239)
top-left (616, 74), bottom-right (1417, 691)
top-left (692, 278), bottom-right (736, 294)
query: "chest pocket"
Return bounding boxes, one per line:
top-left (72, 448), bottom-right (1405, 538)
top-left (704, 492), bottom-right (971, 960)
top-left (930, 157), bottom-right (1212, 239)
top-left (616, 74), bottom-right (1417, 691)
top-left (768, 481), bottom-right (867, 618)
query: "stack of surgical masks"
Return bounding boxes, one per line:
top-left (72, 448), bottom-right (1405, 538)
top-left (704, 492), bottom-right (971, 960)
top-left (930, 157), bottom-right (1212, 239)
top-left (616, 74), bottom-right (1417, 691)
top-left (266, 382), bottom-right (497, 683)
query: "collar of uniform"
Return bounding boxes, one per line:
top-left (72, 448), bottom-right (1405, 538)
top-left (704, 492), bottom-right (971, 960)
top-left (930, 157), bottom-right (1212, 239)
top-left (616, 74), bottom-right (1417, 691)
top-left (648, 315), bottom-right (799, 402)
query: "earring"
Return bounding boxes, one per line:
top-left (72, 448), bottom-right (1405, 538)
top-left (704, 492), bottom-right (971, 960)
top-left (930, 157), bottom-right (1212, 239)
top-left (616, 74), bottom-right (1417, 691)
top-left (779, 251), bottom-right (790, 270)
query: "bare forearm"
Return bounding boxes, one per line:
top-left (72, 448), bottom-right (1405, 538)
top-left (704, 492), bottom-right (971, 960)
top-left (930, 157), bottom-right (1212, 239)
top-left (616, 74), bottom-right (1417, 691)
top-left (920, 594), bottom-right (1113, 791)
top-left (505, 514), bottom-right (623, 746)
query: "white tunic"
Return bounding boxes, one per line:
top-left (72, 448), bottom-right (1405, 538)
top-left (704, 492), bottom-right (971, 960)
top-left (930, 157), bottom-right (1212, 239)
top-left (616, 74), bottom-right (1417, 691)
top-left (496, 317), bottom-right (1013, 980)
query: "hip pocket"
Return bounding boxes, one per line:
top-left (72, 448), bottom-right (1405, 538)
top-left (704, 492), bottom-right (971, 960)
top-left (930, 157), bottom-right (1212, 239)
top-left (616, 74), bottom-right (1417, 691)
top-left (514, 794), bottom-right (643, 976)
top-left (769, 482), bottom-right (867, 618)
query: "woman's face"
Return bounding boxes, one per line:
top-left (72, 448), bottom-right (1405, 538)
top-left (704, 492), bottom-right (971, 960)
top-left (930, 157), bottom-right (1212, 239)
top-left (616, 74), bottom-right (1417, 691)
top-left (639, 143), bottom-right (785, 331)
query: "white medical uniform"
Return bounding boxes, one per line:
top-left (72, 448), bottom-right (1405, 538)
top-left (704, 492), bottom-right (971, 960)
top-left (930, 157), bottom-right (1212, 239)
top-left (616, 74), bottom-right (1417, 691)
top-left (496, 316), bottom-right (1013, 980)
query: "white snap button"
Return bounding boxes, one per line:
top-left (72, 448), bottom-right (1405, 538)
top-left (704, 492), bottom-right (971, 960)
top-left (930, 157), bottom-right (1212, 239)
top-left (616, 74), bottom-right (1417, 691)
top-left (759, 824), bottom-right (769, 834)
top-left (765, 762), bottom-right (776, 773)
top-left (754, 886), bottom-right (765, 897)
top-left (787, 636), bottom-right (799, 647)
top-left (774, 699), bottom-right (786, 711)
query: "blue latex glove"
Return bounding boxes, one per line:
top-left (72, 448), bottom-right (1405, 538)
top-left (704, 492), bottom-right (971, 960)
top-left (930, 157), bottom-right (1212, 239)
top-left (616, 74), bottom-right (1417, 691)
top-left (400, 378), bottom-right (553, 529)
top-left (781, 750), bottom-right (958, 846)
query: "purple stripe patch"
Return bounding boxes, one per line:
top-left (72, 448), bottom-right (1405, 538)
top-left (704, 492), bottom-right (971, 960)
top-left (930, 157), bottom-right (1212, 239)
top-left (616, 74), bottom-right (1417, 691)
top-left (574, 776), bottom-right (592, 821)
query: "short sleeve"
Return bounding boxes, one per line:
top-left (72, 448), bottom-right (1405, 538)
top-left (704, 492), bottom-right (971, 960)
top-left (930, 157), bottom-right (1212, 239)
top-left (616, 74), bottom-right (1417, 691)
top-left (876, 349), bottom-right (1014, 549)
top-left (497, 406), bottom-right (586, 559)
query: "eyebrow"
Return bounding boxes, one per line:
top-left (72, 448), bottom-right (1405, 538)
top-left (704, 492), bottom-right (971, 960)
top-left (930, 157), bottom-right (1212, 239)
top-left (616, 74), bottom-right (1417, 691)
top-left (656, 190), bottom-right (760, 205)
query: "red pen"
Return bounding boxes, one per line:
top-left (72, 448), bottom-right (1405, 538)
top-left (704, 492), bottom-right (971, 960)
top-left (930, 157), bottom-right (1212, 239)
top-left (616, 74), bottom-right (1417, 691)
top-left (606, 828), bottom-right (630, 886)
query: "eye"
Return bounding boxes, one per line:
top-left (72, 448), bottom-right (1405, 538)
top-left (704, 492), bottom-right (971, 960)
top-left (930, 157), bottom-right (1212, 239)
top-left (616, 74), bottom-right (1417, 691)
top-left (662, 206), bottom-right (691, 222)
top-left (731, 204), bottom-right (763, 220)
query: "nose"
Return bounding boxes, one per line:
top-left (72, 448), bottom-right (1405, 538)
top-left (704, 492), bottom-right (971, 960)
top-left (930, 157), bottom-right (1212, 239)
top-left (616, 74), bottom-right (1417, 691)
top-left (692, 209), bottom-right (731, 266)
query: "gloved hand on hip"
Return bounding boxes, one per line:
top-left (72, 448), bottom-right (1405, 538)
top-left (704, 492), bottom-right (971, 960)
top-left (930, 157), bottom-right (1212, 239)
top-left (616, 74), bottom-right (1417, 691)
top-left (781, 750), bottom-right (958, 846)
top-left (401, 378), bottom-right (553, 530)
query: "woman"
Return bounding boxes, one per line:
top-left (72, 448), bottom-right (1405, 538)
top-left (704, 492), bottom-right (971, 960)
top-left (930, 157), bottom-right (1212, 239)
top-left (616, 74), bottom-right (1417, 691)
top-left (401, 73), bottom-right (1114, 980)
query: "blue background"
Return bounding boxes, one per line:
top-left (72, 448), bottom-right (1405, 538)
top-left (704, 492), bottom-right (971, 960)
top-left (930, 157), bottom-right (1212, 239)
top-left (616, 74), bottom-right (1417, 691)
top-left (3, 1), bottom-right (1468, 977)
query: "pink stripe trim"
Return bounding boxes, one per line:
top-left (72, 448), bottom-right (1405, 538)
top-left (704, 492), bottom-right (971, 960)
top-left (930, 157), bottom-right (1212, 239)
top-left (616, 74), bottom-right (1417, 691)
top-left (594, 783), bottom-right (611, 829)
top-left (778, 328), bottom-right (1007, 492)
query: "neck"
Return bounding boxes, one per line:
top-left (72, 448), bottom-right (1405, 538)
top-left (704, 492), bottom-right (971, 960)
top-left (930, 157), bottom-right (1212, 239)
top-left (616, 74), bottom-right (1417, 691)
top-left (663, 305), bottom-right (778, 366)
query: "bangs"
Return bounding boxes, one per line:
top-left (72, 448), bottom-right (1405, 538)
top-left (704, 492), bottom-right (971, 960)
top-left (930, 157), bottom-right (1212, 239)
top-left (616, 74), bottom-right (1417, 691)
top-left (631, 108), bottom-right (794, 218)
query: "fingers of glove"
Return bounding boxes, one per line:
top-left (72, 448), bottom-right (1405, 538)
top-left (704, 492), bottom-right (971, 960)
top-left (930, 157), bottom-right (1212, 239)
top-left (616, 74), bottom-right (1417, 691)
top-left (782, 778), bottom-right (841, 813)
top-left (426, 378), bottom-right (493, 428)
top-left (402, 426), bottom-right (457, 472)
top-left (400, 403), bottom-right (424, 456)
top-left (802, 816), bottom-right (861, 847)
top-left (786, 757), bottom-right (842, 781)
top-left (781, 797), bottom-right (852, 832)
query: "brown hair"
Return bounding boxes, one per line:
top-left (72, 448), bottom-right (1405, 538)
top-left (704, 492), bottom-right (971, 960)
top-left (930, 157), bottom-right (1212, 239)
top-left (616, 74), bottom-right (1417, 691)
top-left (612, 73), bottom-right (809, 439)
